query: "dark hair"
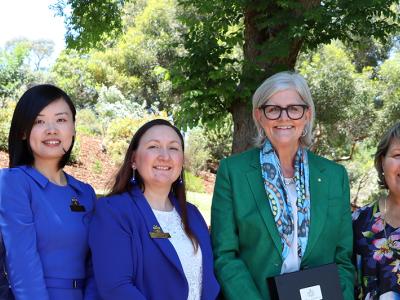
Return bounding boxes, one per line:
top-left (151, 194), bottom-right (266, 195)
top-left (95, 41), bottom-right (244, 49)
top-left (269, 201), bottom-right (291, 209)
top-left (8, 84), bottom-right (76, 169)
top-left (109, 118), bottom-right (198, 250)
top-left (374, 122), bottom-right (400, 189)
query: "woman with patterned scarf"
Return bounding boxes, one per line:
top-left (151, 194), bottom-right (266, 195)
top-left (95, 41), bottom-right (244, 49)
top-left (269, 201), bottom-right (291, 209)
top-left (211, 71), bottom-right (354, 299)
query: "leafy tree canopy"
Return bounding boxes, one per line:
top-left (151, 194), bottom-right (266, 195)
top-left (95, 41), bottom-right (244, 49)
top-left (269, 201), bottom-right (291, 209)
top-left (56, 0), bottom-right (399, 153)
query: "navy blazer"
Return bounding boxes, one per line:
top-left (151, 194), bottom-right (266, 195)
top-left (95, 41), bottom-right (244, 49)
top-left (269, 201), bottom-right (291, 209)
top-left (89, 186), bottom-right (220, 300)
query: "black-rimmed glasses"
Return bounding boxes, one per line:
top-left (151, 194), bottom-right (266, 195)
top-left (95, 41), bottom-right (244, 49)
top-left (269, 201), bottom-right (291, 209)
top-left (259, 104), bottom-right (309, 120)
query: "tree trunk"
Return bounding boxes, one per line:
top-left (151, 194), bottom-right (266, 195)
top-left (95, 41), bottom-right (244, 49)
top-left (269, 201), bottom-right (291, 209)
top-left (231, 102), bottom-right (257, 153)
top-left (230, 0), bottom-right (319, 154)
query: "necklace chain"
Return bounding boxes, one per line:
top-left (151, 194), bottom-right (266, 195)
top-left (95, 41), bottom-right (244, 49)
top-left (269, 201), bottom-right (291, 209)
top-left (283, 176), bottom-right (295, 185)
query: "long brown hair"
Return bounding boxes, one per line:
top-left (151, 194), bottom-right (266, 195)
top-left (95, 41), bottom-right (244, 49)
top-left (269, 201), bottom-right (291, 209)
top-left (109, 119), bottom-right (198, 250)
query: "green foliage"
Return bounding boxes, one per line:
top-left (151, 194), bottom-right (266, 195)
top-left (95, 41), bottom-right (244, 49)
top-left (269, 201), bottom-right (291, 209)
top-left (69, 135), bottom-right (81, 164)
top-left (172, 0), bottom-right (400, 131)
top-left (297, 42), bottom-right (376, 160)
top-left (57, 0), bottom-right (400, 152)
top-left (375, 52), bottom-right (400, 138)
top-left (185, 127), bottom-right (210, 175)
top-left (52, 0), bottom-right (125, 50)
top-left (50, 50), bottom-right (98, 108)
top-left (203, 115), bottom-right (233, 162)
top-left (95, 85), bottom-right (148, 136)
top-left (342, 144), bottom-right (378, 206)
top-left (345, 36), bottom-right (394, 72)
top-left (76, 108), bottom-right (102, 136)
top-left (0, 42), bottom-right (31, 100)
top-left (184, 171), bottom-right (205, 193)
top-left (92, 159), bottom-right (104, 174)
top-left (0, 101), bottom-right (16, 151)
top-left (53, 0), bottom-right (181, 114)
top-left (104, 113), bottom-right (167, 163)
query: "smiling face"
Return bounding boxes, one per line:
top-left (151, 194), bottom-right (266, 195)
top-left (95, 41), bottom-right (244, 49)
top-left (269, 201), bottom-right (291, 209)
top-left (28, 98), bottom-right (75, 167)
top-left (132, 125), bottom-right (184, 190)
top-left (382, 138), bottom-right (400, 198)
top-left (254, 89), bottom-right (310, 150)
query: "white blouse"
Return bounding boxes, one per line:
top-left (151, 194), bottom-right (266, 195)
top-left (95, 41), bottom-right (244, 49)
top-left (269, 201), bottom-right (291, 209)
top-left (280, 180), bottom-right (301, 274)
top-left (152, 207), bottom-right (203, 300)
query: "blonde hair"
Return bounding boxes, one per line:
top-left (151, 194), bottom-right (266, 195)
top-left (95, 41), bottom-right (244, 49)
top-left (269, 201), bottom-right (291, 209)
top-left (252, 71), bottom-right (315, 148)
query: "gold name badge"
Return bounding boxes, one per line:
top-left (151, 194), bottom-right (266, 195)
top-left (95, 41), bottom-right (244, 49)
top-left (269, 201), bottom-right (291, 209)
top-left (149, 225), bottom-right (171, 239)
top-left (70, 197), bottom-right (86, 212)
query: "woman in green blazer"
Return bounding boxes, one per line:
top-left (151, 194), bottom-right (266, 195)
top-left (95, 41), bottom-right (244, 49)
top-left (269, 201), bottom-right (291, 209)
top-left (211, 71), bottom-right (354, 300)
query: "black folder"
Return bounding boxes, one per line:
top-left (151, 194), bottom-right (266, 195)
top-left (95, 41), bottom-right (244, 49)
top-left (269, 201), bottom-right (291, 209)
top-left (267, 263), bottom-right (343, 300)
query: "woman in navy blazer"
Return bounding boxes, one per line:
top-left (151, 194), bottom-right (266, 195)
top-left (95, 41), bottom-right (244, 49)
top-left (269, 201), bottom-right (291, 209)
top-left (89, 119), bottom-right (219, 300)
top-left (0, 85), bottom-right (99, 300)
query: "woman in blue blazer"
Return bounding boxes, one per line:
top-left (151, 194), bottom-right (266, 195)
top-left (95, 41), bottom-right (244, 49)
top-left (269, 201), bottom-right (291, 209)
top-left (89, 119), bottom-right (219, 300)
top-left (0, 85), bottom-right (99, 299)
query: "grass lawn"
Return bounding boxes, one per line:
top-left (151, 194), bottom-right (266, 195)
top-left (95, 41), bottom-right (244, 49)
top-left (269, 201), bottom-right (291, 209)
top-left (187, 191), bottom-right (212, 225)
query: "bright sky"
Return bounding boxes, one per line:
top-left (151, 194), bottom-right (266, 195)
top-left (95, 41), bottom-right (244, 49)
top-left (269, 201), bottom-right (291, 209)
top-left (0, 0), bottom-right (66, 59)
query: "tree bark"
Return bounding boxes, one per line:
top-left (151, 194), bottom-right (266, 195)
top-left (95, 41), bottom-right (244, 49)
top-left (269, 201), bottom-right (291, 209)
top-left (231, 102), bottom-right (257, 153)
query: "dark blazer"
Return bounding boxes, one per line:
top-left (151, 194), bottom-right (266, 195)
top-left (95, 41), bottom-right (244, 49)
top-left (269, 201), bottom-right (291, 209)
top-left (89, 186), bottom-right (220, 300)
top-left (211, 148), bottom-right (354, 300)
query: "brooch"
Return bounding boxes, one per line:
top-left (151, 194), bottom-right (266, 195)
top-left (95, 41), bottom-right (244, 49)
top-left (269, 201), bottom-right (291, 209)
top-left (149, 225), bottom-right (171, 239)
top-left (70, 197), bottom-right (86, 212)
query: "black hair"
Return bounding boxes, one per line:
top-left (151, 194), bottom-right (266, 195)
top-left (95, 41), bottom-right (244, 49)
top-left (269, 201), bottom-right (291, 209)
top-left (8, 84), bottom-right (76, 169)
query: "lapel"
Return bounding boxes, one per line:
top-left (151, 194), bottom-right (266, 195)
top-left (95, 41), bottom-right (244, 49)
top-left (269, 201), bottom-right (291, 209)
top-left (302, 151), bottom-right (329, 262)
top-left (246, 149), bottom-right (282, 257)
top-left (129, 187), bottom-right (185, 276)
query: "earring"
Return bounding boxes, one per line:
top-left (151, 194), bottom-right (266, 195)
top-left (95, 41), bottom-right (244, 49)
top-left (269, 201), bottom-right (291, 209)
top-left (301, 127), bottom-right (308, 137)
top-left (178, 175), bottom-right (183, 185)
top-left (130, 165), bottom-right (137, 185)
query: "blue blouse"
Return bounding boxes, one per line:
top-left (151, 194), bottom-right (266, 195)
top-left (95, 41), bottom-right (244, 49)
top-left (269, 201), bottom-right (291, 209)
top-left (0, 166), bottom-right (99, 300)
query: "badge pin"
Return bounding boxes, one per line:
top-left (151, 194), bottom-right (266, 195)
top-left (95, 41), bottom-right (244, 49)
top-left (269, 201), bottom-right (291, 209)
top-left (70, 197), bottom-right (86, 212)
top-left (149, 225), bottom-right (171, 239)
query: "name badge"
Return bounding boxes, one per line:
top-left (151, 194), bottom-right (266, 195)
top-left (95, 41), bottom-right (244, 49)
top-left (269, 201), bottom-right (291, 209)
top-left (300, 285), bottom-right (323, 300)
top-left (70, 197), bottom-right (86, 212)
top-left (149, 225), bottom-right (171, 239)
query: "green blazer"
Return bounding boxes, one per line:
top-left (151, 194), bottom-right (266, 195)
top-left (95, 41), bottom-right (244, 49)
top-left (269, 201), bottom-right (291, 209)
top-left (211, 148), bottom-right (354, 300)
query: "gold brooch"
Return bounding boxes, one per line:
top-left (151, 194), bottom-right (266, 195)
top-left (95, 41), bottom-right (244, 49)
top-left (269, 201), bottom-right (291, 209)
top-left (149, 225), bottom-right (171, 239)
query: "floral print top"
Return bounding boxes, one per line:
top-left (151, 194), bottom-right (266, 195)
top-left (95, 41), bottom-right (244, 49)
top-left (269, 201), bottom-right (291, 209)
top-left (353, 201), bottom-right (400, 300)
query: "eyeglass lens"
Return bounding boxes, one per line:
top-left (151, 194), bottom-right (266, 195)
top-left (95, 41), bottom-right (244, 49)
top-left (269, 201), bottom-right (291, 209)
top-left (262, 105), bottom-right (307, 120)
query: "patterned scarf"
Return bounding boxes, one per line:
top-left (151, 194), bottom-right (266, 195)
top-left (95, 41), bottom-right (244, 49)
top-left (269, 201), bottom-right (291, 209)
top-left (260, 139), bottom-right (311, 260)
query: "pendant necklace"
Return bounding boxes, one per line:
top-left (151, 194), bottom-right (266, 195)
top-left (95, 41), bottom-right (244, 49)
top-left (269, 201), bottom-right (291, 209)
top-left (283, 177), bottom-right (295, 185)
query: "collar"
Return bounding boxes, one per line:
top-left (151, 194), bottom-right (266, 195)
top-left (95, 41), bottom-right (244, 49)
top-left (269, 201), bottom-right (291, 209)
top-left (17, 165), bottom-right (84, 193)
top-left (130, 185), bottom-right (181, 214)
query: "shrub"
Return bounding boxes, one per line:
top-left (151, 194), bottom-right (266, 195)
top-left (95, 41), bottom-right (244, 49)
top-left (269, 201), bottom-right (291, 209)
top-left (91, 159), bottom-right (103, 174)
top-left (69, 135), bottom-right (81, 164)
top-left (76, 108), bottom-right (101, 136)
top-left (0, 100), bottom-right (16, 151)
top-left (185, 127), bottom-right (210, 175)
top-left (204, 115), bottom-right (233, 163)
top-left (104, 113), bottom-right (167, 164)
top-left (184, 171), bottom-right (205, 193)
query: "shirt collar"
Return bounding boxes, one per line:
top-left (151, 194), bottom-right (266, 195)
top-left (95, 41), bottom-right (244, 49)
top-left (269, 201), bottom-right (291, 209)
top-left (18, 165), bottom-right (84, 193)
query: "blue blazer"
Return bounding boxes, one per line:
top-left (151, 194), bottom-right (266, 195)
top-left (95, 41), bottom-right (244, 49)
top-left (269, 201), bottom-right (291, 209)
top-left (89, 186), bottom-right (220, 300)
top-left (0, 166), bottom-right (99, 300)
